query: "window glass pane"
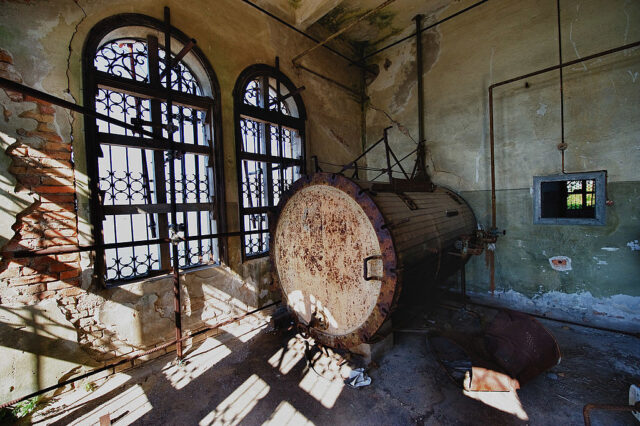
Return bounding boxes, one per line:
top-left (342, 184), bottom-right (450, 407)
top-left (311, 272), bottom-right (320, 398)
top-left (243, 79), bottom-right (261, 107)
top-left (243, 213), bottom-right (269, 255)
top-left (240, 118), bottom-right (265, 154)
top-left (165, 153), bottom-right (212, 204)
top-left (241, 160), bottom-right (269, 208)
top-left (95, 89), bottom-right (152, 136)
top-left (94, 36), bottom-right (219, 284)
top-left (99, 146), bottom-right (156, 206)
top-left (237, 70), bottom-right (304, 257)
top-left (95, 39), bottom-right (148, 82)
top-left (272, 164), bottom-right (301, 206)
top-left (103, 213), bottom-right (161, 281)
top-left (540, 178), bottom-right (596, 219)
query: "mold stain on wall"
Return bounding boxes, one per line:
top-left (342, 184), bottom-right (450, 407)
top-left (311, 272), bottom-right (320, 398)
top-left (0, 0), bottom-right (364, 401)
top-left (363, 0), bottom-right (640, 331)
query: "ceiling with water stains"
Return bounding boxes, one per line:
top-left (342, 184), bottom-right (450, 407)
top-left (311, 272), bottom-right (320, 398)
top-left (255, 0), bottom-right (471, 57)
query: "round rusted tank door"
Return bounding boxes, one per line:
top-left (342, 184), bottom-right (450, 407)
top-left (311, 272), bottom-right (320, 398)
top-left (272, 173), bottom-right (398, 348)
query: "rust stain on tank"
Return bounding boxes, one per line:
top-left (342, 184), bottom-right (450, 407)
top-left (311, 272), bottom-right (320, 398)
top-left (271, 173), bottom-right (476, 349)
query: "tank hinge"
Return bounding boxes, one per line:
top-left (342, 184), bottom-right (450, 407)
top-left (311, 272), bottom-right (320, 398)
top-left (398, 192), bottom-right (418, 210)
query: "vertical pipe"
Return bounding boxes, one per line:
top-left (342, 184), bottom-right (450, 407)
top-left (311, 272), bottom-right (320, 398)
top-left (413, 14), bottom-right (427, 179)
top-left (164, 6), bottom-right (183, 360)
top-left (414, 14), bottom-right (425, 145)
top-left (557, 0), bottom-right (566, 173)
top-left (488, 87), bottom-right (496, 296)
top-left (489, 88), bottom-right (496, 230)
top-left (360, 58), bottom-right (367, 155)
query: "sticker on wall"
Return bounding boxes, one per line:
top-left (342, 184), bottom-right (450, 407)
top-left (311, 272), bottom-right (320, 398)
top-left (549, 256), bottom-right (572, 272)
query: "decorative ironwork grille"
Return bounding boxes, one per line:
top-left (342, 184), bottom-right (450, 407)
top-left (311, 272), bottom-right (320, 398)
top-left (235, 66), bottom-right (306, 259)
top-left (89, 36), bottom-right (221, 285)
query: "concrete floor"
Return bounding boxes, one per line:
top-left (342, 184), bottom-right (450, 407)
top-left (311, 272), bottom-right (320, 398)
top-left (26, 302), bottom-right (640, 426)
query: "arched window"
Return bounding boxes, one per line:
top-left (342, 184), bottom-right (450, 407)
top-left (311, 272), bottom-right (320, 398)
top-left (82, 15), bottom-right (225, 285)
top-left (234, 65), bottom-right (306, 259)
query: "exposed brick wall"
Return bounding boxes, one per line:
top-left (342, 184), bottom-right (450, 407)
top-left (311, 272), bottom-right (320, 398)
top-left (0, 48), bottom-right (82, 304)
top-left (0, 46), bottom-right (269, 377)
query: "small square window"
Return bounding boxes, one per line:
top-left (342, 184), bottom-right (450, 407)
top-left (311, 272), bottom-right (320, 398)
top-left (533, 171), bottom-right (606, 225)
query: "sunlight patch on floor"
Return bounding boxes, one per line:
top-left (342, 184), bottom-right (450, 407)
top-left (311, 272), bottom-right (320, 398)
top-left (199, 374), bottom-right (270, 426)
top-left (463, 389), bottom-right (529, 421)
top-left (71, 382), bottom-right (152, 425)
top-left (298, 349), bottom-right (349, 409)
top-left (268, 336), bottom-right (306, 374)
top-left (263, 401), bottom-right (315, 426)
top-left (220, 318), bottom-right (269, 343)
top-left (163, 338), bottom-right (232, 390)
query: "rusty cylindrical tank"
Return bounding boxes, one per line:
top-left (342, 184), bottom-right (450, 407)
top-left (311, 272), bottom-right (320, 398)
top-left (271, 173), bottom-right (477, 349)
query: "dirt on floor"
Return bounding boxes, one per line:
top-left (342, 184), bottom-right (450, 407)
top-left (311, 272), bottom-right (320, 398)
top-left (18, 300), bottom-right (640, 425)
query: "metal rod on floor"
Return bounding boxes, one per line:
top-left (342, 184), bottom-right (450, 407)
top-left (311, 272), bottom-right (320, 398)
top-left (291, 0), bottom-right (397, 65)
top-left (0, 300), bottom-right (281, 411)
top-left (583, 402), bottom-right (640, 426)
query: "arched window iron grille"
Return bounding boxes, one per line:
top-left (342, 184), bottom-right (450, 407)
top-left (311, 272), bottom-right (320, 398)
top-left (234, 63), bottom-right (306, 259)
top-left (83, 16), bottom-right (226, 286)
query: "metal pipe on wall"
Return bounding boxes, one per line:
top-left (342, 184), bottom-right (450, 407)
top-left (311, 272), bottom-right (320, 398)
top-left (556, 0), bottom-right (566, 173)
top-left (412, 14), bottom-right (428, 180)
top-left (488, 39), bottom-right (640, 227)
top-left (487, 39), bottom-right (640, 293)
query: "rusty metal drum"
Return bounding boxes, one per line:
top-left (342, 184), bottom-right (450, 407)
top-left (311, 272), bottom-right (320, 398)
top-left (271, 173), bottom-right (476, 348)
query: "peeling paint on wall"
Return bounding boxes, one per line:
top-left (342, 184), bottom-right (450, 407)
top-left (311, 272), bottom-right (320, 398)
top-left (627, 240), bottom-right (640, 251)
top-left (549, 256), bottom-right (572, 271)
top-left (593, 256), bottom-right (608, 265)
top-left (470, 289), bottom-right (640, 333)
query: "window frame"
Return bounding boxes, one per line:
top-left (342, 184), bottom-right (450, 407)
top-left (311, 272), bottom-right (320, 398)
top-left (533, 171), bottom-right (607, 226)
top-left (82, 14), bottom-right (227, 286)
top-left (233, 64), bottom-right (307, 261)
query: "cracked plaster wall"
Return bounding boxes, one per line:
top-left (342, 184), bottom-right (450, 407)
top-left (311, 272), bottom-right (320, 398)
top-left (0, 0), bottom-right (362, 401)
top-left (364, 0), bottom-right (640, 331)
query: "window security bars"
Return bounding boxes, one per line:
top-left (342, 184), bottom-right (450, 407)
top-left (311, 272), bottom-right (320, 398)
top-left (90, 36), bottom-right (220, 285)
top-left (235, 68), bottom-right (305, 259)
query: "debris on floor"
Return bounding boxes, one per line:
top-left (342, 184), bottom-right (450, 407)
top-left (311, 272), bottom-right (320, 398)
top-left (426, 308), bottom-right (561, 392)
top-left (344, 368), bottom-right (371, 388)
